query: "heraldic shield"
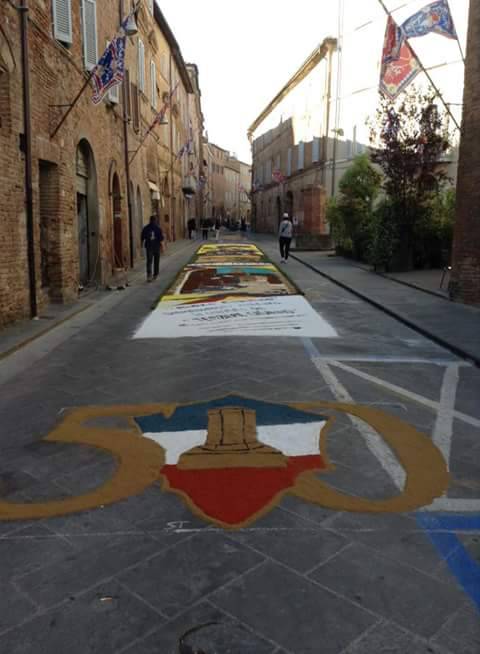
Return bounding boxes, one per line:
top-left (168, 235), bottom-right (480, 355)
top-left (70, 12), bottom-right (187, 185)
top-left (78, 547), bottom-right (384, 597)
top-left (0, 395), bottom-right (449, 528)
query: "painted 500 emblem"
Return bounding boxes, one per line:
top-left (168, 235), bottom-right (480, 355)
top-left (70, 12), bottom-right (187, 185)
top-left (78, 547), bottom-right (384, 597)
top-left (0, 396), bottom-right (449, 528)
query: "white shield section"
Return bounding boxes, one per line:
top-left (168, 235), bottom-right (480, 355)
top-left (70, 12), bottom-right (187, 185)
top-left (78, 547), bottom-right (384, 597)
top-left (142, 421), bottom-right (326, 465)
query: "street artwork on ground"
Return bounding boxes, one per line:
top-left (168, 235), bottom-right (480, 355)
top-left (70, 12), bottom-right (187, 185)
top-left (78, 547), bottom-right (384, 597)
top-left (0, 395), bottom-right (449, 528)
top-left (133, 243), bottom-right (338, 338)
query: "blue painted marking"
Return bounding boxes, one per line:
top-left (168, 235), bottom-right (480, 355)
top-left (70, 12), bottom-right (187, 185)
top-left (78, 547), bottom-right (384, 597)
top-left (135, 396), bottom-right (326, 433)
top-left (417, 512), bottom-right (480, 612)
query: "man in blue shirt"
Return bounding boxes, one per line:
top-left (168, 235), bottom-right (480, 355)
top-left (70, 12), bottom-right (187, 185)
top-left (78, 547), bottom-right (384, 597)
top-left (141, 216), bottom-right (164, 282)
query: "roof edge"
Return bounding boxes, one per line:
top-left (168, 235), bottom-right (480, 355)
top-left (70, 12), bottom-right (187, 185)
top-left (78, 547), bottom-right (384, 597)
top-left (247, 37), bottom-right (337, 140)
top-left (153, 4), bottom-right (194, 94)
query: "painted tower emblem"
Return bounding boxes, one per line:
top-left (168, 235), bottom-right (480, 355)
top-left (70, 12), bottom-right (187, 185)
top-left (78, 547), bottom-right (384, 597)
top-left (135, 397), bottom-right (329, 527)
top-left (0, 395), bottom-right (449, 526)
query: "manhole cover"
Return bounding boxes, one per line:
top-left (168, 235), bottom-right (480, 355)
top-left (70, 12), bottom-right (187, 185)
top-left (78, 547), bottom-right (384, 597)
top-left (179, 622), bottom-right (258, 654)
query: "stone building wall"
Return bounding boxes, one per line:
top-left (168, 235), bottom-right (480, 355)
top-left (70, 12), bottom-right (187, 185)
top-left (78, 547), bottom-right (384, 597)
top-left (0, 0), bottom-right (202, 328)
top-left (451, 3), bottom-right (480, 306)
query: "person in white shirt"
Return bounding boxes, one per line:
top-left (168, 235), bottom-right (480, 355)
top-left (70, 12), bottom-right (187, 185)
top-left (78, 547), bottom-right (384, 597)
top-left (278, 213), bottom-right (293, 263)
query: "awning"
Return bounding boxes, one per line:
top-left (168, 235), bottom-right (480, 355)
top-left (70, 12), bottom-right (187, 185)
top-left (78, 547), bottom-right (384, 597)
top-left (148, 181), bottom-right (161, 201)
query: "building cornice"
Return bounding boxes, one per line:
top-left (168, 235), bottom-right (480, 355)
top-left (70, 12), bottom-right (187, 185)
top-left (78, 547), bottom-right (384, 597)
top-left (153, 4), bottom-right (193, 94)
top-left (247, 37), bottom-right (337, 141)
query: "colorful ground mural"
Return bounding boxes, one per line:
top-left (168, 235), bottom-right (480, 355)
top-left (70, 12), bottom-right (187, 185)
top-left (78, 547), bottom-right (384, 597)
top-left (0, 396), bottom-right (449, 528)
top-left (134, 243), bottom-right (338, 338)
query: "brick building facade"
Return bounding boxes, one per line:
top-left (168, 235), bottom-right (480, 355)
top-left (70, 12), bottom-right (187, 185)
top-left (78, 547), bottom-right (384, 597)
top-left (450, 2), bottom-right (480, 306)
top-left (0, 0), bottom-right (204, 328)
top-left (248, 39), bottom-right (336, 246)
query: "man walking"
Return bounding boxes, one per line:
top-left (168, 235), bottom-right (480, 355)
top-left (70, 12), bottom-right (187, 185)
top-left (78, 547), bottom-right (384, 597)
top-left (141, 215), bottom-right (164, 282)
top-left (201, 218), bottom-right (209, 240)
top-left (187, 217), bottom-right (196, 240)
top-left (278, 213), bottom-right (293, 263)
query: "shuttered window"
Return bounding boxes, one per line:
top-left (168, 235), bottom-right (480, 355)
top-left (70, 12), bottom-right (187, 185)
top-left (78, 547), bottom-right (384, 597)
top-left (287, 148), bottom-right (292, 176)
top-left (81, 0), bottom-right (98, 70)
top-left (298, 142), bottom-right (305, 170)
top-left (312, 137), bottom-right (320, 163)
top-left (124, 69), bottom-right (131, 119)
top-left (148, 0), bottom-right (154, 13)
top-left (131, 82), bottom-right (140, 132)
top-left (150, 61), bottom-right (157, 109)
top-left (138, 39), bottom-right (145, 92)
top-left (53, 0), bottom-right (72, 44)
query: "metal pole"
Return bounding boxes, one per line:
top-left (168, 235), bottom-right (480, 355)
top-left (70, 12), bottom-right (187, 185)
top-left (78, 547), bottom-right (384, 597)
top-left (50, 72), bottom-right (94, 140)
top-left (120, 0), bottom-right (134, 269)
top-left (376, 0), bottom-right (461, 130)
top-left (322, 41), bottom-right (334, 188)
top-left (19, 0), bottom-right (37, 318)
top-left (168, 53), bottom-right (175, 242)
top-left (331, 0), bottom-right (344, 197)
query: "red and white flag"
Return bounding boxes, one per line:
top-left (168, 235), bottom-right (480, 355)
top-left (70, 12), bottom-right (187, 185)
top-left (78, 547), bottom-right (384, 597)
top-left (380, 17), bottom-right (421, 100)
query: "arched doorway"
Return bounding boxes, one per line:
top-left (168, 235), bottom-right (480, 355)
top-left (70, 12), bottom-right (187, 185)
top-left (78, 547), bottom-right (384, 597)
top-left (276, 196), bottom-right (282, 228)
top-left (76, 140), bottom-right (99, 287)
top-left (285, 190), bottom-right (294, 218)
top-left (129, 181), bottom-right (136, 262)
top-left (112, 173), bottom-right (123, 268)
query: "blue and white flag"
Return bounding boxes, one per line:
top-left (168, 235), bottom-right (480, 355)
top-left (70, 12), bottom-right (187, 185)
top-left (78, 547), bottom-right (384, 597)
top-left (402, 0), bottom-right (457, 41)
top-left (91, 34), bottom-right (126, 104)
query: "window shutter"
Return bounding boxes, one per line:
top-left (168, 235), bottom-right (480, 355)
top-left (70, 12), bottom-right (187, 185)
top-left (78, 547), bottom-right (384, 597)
top-left (298, 142), bottom-right (305, 170)
top-left (124, 69), bottom-right (131, 119)
top-left (53, 0), bottom-right (72, 44)
top-left (312, 137), bottom-right (320, 163)
top-left (287, 147), bottom-right (292, 176)
top-left (82, 0), bottom-right (98, 70)
top-left (148, 0), bottom-right (154, 13)
top-left (131, 82), bottom-right (140, 132)
top-left (138, 40), bottom-right (145, 92)
top-left (108, 81), bottom-right (120, 104)
top-left (150, 61), bottom-right (157, 109)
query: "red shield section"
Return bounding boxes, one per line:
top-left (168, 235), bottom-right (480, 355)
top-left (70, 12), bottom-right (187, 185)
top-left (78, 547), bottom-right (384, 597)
top-left (162, 454), bottom-right (325, 526)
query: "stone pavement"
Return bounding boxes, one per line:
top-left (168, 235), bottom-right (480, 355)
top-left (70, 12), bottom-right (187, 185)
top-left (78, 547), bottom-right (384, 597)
top-left (0, 234), bottom-right (479, 653)
top-left (290, 249), bottom-right (480, 366)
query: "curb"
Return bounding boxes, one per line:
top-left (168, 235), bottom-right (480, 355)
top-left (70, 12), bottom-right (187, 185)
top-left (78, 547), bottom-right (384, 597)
top-left (0, 240), bottom-right (196, 362)
top-left (343, 259), bottom-right (450, 302)
top-left (291, 254), bottom-right (480, 369)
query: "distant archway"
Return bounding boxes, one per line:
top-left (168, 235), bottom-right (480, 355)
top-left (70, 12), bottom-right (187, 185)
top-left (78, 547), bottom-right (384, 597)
top-left (76, 140), bottom-right (99, 286)
top-left (112, 173), bottom-right (123, 268)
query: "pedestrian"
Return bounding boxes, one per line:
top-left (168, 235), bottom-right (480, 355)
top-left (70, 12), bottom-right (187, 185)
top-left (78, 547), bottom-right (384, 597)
top-left (278, 213), bottom-right (293, 263)
top-left (215, 217), bottom-right (221, 241)
top-left (141, 215), bottom-right (164, 282)
top-left (202, 218), bottom-right (209, 240)
top-left (187, 217), bottom-right (196, 240)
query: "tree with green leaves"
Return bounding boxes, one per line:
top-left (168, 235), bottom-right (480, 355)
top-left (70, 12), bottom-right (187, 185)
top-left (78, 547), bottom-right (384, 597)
top-left (369, 87), bottom-right (452, 271)
top-left (327, 154), bottom-right (381, 260)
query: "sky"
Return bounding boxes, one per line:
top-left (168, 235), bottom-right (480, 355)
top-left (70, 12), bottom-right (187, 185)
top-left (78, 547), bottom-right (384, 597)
top-left (158, 0), bottom-right (470, 163)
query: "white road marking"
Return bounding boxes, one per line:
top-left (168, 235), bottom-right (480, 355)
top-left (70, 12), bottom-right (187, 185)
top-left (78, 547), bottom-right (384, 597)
top-left (327, 360), bottom-right (480, 430)
top-left (424, 497), bottom-right (480, 513)
top-left (432, 363), bottom-right (460, 463)
top-left (303, 340), bottom-right (406, 490)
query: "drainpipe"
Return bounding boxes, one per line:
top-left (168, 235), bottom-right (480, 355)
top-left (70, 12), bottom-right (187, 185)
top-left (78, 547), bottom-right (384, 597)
top-left (168, 52), bottom-right (175, 241)
top-left (19, 0), bottom-right (37, 318)
top-left (322, 43), bottom-right (334, 188)
top-left (120, 0), bottom-right (134, 268)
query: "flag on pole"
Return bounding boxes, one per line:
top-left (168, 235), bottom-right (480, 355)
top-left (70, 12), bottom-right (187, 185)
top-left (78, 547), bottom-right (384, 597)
top-left (91, 11), bottom-right (137, 105)
top-left (380, 17), bottom-right (421, 100)
top-left (152, 81), bottom-right (179, 127)
top-left (401, 0), bottom-right (457, 41)
top-left (91, 34), bottom-right (127, 104)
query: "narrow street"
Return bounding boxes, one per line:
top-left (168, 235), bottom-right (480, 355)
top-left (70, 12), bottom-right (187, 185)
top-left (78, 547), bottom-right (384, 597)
top-left (0, 236), bottom-right (479, 653)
